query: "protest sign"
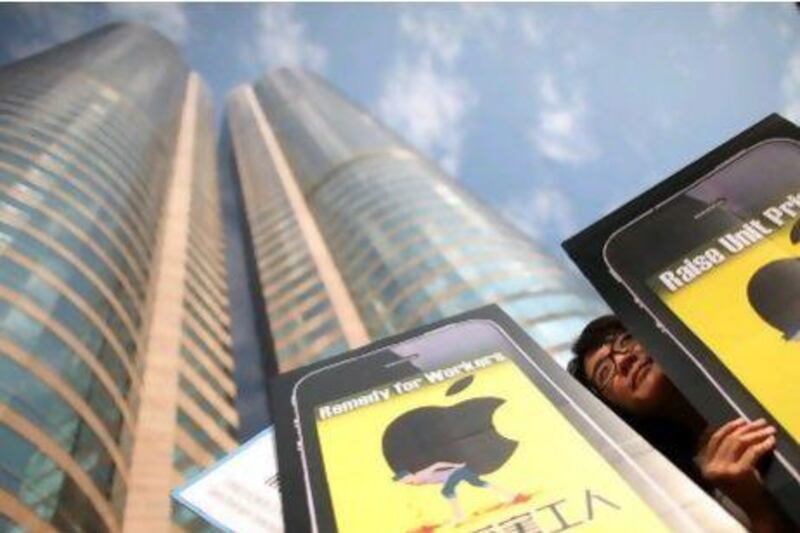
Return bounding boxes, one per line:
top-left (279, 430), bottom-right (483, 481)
top-left (563, 114), bottom-right (800, 524)
top-left (172, 426), bottom-right (283, 532)
top-left (270, 305), bottom-right (739, 532)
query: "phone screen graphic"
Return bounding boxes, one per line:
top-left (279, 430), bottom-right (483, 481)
top-left (606, 139), bottom-right (800, 444)
top-left (312, 348), bottom-right (667, 532)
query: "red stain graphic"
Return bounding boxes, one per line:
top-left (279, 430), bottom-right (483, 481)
top-left (409, 525), bottom-right (440, 533)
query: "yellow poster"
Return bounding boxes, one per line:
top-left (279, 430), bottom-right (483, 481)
top-left (653, 218), bottom-right (800, 443)
top-left (315, 353), bottom-right (668, 533)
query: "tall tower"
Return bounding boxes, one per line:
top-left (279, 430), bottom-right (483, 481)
top-left (0, 24), bottom-right (237, 532)
top-left (227, 68), bottom-right (604, 373)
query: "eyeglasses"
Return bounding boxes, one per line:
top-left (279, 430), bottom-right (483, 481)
top-left (589, 332), bottom-right (636, 392)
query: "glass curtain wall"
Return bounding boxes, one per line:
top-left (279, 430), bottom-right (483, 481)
top-left (0, 23), bottom-right (238, 533)
top-left (0, 23), bottom-right (187, 531)
top-left (171, 82), bottom-right (239, 533)
top-left (227, 88), bottom-right (350, 372)
top-left (237, 68), bottom-right (604, 369)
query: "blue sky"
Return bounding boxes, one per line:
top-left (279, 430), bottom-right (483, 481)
top-left (1, 2), bottom-right (798, 257)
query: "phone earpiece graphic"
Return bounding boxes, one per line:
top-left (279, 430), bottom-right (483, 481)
top-left (747, 218), bottom-right (800, 341)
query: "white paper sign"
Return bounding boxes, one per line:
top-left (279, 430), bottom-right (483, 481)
top-left (173, 426), bottom-right (283, 532)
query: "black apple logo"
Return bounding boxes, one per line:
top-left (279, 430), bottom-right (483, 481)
top-left (382, 377), bottom-right (517, 477)
top-left (747, 218), bottom-right (800, 341)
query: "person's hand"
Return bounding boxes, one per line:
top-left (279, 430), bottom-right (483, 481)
top-left (699, 418), bottom-right (775, 501)
top-left (698, 418), bottom-right (785, 531)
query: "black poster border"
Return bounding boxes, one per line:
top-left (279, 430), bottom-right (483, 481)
top-left (562, 113), bottom-right (800, 523)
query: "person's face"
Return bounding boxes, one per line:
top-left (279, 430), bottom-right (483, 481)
top-left (582, 332), bottom-right (675, 416)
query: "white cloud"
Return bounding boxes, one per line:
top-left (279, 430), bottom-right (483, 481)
top-left (782, 49), bottom-right (800, 124)
top-left (528, 74), bottom-right (599, 165)
top-left (398, 6), bottom-right (506, 66)
top-left (399, 12), bottom-right (464, 66)
top-left (653, 108), bottom-right (675, 131)
top-left (709, 3), bottom-right (745, 28)
top-left (106, 3), bottom-right (189, 44)
top-left (4, 4), bottom-right (93, 59)
top-left (519, 13), bottom-right (544, 47)
top-left (459, 5), bottom-right (507, 51)
top-left (377, 56), bottom-right (476, 175)
top-left (3, 4), bottom-right (191, 59)
top-left (500, 184), bottom-right (578, 242)
top-left (592, 3), bottom-right (625, 12)
top-left (376, 6), bottom-right (503, 175)
top-left (244, 4), bottom-right (327, 73)
top-left (777, 21), bottom-right (792, 41)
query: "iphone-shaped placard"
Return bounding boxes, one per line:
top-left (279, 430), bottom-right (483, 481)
top-left (564, 114), bottom-right (800, 525)
top-left (270, 306), bottom-right (739, 532)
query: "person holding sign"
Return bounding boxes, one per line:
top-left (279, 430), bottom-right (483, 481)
top-left (567, 315), bottom-right (790, 533)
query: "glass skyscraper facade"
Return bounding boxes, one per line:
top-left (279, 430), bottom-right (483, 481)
top-left (0, 23), bottom-right (237, 532)
top-left (227, 68), bottom-right (605, 373)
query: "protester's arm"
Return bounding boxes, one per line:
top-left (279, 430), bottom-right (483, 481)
top-left (697, 418), bottom-right (790, 533)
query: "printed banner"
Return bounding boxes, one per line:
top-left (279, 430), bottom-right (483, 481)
top-left (317, 352), bottom-right (666, 532)
top-left (563, 114), bottom-right (800, 525)
top-left (270, 305), bottom-right (739, 532)
top-left (642, 141), bottom-right (800, 443)
top-left (172, 427), bottom-right (283, 532)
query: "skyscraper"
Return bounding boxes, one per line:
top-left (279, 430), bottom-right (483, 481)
top-left (0, 23), bottom-right (237, 532)
top-left (227, 68), bottom-right (604, 374)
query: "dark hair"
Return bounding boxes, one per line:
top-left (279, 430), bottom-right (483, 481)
top-left (567, 314), bottom-right (626, 392)
top-left (567, 315), bottom-right (708, 490)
